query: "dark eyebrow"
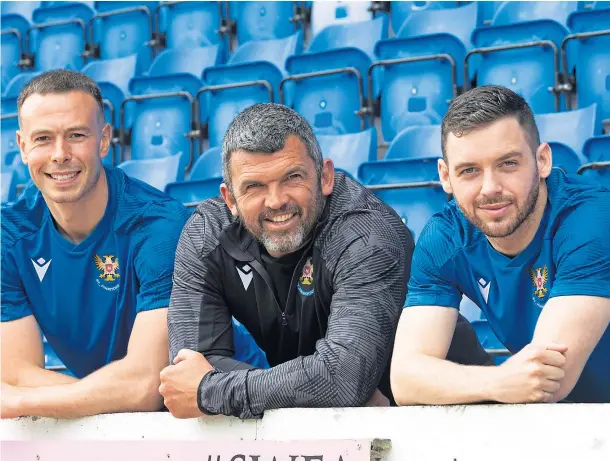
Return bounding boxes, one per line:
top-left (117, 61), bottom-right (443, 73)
top-left (30, 126), bottom-right (92, 140)
top-left (285, 166), bottom-right (308, 177)
top-left (453, 151), bottom-right (523, 172)
top-left (496, 151), bottom-right (523, 162)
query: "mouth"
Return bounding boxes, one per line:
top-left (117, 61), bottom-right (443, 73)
top-left (478, 202), bottom-right (511, 217)
top-left (263, 212), bottom-right (298, 229)
top-left (45, 171), bottom-right (81, 185)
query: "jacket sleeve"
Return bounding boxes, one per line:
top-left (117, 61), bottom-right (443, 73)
top-left (198, 210), bottom-right (412, 419)
top-left (168, 209), bottom-right (240, 368)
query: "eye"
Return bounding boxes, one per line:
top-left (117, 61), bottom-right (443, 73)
top-left (503, 160), bottom-right (518, 167)
top-left (460, 167), bottom-right (477, 176)
top-left (245, 183), bottom-right (262, 191)
top-left (69, 133), bottom-right (86, 139)
top-left (35, 136), bottom-right (51, 142)
top-left (287, 173), bottom-right (302, 180)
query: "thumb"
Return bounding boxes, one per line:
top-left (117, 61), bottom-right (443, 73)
top-left (173, 348), bottom-right (196, 365)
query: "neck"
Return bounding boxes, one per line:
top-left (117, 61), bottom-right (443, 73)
top-left (46, 170), bottom-right (109, 245)
top-left (487, 182), bottom-right (548, 257)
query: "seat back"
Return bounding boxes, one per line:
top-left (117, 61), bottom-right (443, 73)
top-left (311, 1), bottom-right (372, 38)
top-left (149, 44), bottom-right (221, 79)
top-left (118, 153), bottom-right (182, 191)
top-left (566, 9), bottom-right (610, 122)
top-left (1, 114), bottom-right (20, 162)
top-left (373, 185), bottom-right (447, 242)
top-left (358, 157), bottom-right (439, 185)
top-left (316, 127), bottom-right (377, 178)
top-left (158, 1), bottom-right (226, 51)
top-left (547, 142), bottom-right (583, 173)
top-left (471, 20), bottom-right (568, 114)
top-left (229, 31), bottom-right (302, 75)
top-left (390, 1), bottom-right (447, 34)
top-left (492, 1), bottom-right (579, 27)
top-left (190, 146), bottom-right (223, 180)
top-left (385, 125), bottom-right (442, 160)
top-left (232, 1), bottom-right (299, 45)
top-left (397, 2), bottom-right (478, 49)
top-left (583, 135), bottom-right (610, 162)
top-left (580, 166), bottom-right (610, 186)
top-left (535, 104), bottom-right (598, 157)
top-left (165, 177), bottom-right (223, 206)
top-left (375, 35), bottom-right (464, 141)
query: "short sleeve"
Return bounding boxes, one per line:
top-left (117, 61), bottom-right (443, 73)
top-left (1, 246), bottom-right (34, 322)
top-left (134, 203), bottom-right (191, 313)
top-left (404, 217), bottom-right (462, 309)
top-left (550, 197), bottom-right (610, 299)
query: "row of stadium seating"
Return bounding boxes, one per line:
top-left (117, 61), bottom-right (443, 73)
top-left (2, 1), bottom-right (609, 171)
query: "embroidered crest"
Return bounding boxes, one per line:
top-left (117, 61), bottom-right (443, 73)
top-left (297, 257), bottom-right (314, 296)
top-left (529, 265), bottom-right (548, 299)
top-left (95, 254), bottom-right (120, 283)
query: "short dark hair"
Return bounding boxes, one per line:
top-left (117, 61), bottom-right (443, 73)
top-left (222, 103), bottom-right (323, 192)
top-left (441, 85), bottom-right (540, 162)
top-left (17, 69), bottom-right (105, 119)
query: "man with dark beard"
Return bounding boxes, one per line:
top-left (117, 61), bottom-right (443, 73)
top-left (391, 86), bottom-right (610, 405)
top-left (159, 103), bottom-right (492, 419)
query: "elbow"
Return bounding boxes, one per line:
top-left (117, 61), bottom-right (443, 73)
top-left (390, 360), bottom-right (423, 406)
top-left (134, 373), bottom-right (164, 412)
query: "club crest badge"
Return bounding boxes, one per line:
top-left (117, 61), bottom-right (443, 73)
top-left (529, 265), bottom-right (548, 299)
top-left (297, 257), bottom-right (314, 297)
top-left (95, 254), bottom-right (120, 283)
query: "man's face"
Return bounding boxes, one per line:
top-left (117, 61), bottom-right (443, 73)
top-left (439, 117), bottom-right (551, 238)
top-left (221, 136), bottom-right (334, 258)
top-left (17, 90), bottom-right (111, 204)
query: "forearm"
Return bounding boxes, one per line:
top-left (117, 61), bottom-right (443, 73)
top-left (16, 358), bottom-right (163, 419)
top-left (3, 365), bottom-right (78, 387)
top-left (392, 353), bottom-right (499, 405)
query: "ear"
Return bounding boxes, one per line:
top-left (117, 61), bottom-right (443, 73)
top-left (320, 158), bottom-right (335, 197)
top-left (16, 130), bottom-right (27, 165)
top-left (438, 158), bottom-right (453, 195)
top-left (536, 142), bottom-right (552, 179)
top-left (99, 123), bottom-right (112, 161)
top-left (220, 183), bottom-right (239, 216)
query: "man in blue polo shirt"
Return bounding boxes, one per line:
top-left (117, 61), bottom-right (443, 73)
top-left (391, 85), bottom-right (610, 404)
top-left (1, 70), bottom-right (266, 419)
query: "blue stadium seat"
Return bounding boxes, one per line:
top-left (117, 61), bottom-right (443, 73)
top-left (546, 142), bottom-right (582, 173)
top-left (583, 135), bottom-right (610, 163)
top-left (284, 17), bottom-right (388, 136)
top-left (468, 19), bottom-right (567, 114)
top-left (358, 157), bottom-right (439, 185)
top-left (397, 2), bottom-right (478, 50)
top-left (316, 127), bottom-right (377, 178)
top-left (91, 1), bottom-right (157, 60)
top-left (149, 44), bottom-right (222, 80)
top-left (492, 1), bottom-right (579, 27)
top-left (371, 185), bottom-right (447, 242)
top-left (26, 2), bottom-right (94, 72)
top-left (1, 1), bottom-right (40, 20)
top-left (311, 1), bottom-right (373, 37)
top-left (190, 146), bottom-right (223, 180)
top-left (1, 1), bottom-right (38, 89)
top-left (124, 73), bottom-right (201, 177)
top-left (477, 1), bottom-right (506, 26)
top-left (1, 170), bottom-right (17, 204)
top-left (384, 125), bottom-right (442, 160)
top-left (390, 1), bottom-right (447, 34)
top-left (157, 1), bottom-right (227, 57)
top-left (564, 8), bottom-right (610, 123)
top-left (201, 33), bottom-right (301, 148)
top-left (165, 177), bottom-right (223, 207)
top-left (1, 114), bottom-right (20, 165)
top-left (118, 153), bottom-right (183, 191)
top-left (535, 104), bottom-right (598, 158)
top-left (231, 1), bottom-right (301, 45)
top-left (374, 35), bottom-right (464, 142)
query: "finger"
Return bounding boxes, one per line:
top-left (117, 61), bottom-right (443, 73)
top-left (544, 343), bottom-right (568, 354)
top-left (538, 390), bottom-right (555, 403)
top-left (173, 349), bottom-right (194, 364)
top-left (537, 349), bottom-right (567, 368)
top-left (541, 380), bottom-right (561, 395)
top-left (540, 364), bottom-right (565, 382)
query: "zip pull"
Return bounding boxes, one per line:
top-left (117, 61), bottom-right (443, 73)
top-left (281, 312), bottom-right (287, 326)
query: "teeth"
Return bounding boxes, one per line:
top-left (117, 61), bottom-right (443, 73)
top-left (270, 213), bottom-right (293, 223)
top-left (51, 172), bottom-right (77, 181)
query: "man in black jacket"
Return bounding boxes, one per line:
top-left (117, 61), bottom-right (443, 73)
top-left (159, 104), bottom-right (491, 419)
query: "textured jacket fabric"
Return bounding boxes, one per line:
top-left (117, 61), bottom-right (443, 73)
top-left (168, 172), bottom-right (489, 419)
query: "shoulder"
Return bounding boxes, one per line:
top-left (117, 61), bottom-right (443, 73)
top-left (1, 182), bottom-right (48, 253)
top-left (111, 167), bottom-right (191, 237)
top-left (180, 197), bottom-right (236, 259)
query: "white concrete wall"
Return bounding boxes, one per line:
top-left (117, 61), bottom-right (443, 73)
top-left (2, 405), bottom-right (609, 461)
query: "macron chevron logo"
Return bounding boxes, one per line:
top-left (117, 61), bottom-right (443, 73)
top-left (477, 277), bottom-right (491, 303)
top-left (236, 264), bottom-right (253, 291)
top-left (31, 257), bottom-right (52, 282)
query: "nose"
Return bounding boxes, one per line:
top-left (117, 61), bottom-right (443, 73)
top-left (264, 183), bottom-right (289, 210)
top-left (50, 137), bottom-right (71, 164)
top-left (479, 170), bottom-right (502, 197)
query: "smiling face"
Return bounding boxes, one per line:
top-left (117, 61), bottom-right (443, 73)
top-left (221, 135), bottom-right (334, 258)
top-left (16, 90), bottom-right (111, 204)
top-left (439, 116), bottom-right (552, 239)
